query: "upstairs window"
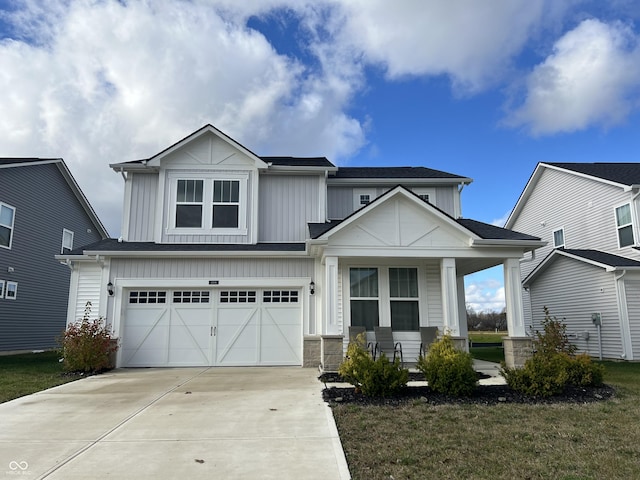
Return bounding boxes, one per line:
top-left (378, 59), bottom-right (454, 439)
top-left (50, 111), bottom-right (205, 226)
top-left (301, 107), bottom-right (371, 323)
top-left (212, 180), bottom-right (240, 228)
top-left (5, 281), bottom-right (17, 300)
top-left (615, 204), bottom-right (635, 248)
top-left (353, 189), bottom-right (376, 211)
top-left (0, 202), bottom-right (16, 249)
top-left (62, 229), bottom-right (74, 253)
top-left (553, 228), bottom-right (565, 248)
top-left (176, 179), bottom-right (204, 228)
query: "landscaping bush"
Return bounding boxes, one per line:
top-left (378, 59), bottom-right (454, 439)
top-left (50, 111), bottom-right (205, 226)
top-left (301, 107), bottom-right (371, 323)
top-left (502, 308), bottom-right (605, 397)
top-left (416, 334), bottom-right (477, 397)
top-left (58, 302), bottom-right (118, 373)
top-left (338, 334), bottom-right (409, 397)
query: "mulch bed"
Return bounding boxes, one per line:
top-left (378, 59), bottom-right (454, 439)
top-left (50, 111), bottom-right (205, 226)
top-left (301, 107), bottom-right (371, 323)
top-left (319, 373), bottom-right (616, 406)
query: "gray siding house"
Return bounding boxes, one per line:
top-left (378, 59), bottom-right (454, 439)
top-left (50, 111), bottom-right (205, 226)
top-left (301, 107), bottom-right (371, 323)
top-left (506, 163), bottom-right (640, 360)
top-left (59, 125), bottom-right (543, 370)
top-left (0, 158), bottom-right (108, 353)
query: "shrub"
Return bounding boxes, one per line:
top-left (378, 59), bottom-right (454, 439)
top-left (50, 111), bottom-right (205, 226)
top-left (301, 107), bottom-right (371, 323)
top-left (58, 302), bottom-right (118, 373)
top-left (417, 334), bottom-right (477, 397)
top-left (502, 308), bottom-right (605, 397)
top-left (338, 334), bottom-right (409, 397)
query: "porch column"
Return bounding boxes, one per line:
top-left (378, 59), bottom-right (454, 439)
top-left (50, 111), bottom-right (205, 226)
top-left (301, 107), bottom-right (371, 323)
top-left (504, 258), bottom-right (526, 336)
top-left (324, 256), bottom-right (340, 335)
top-left (441, 258), bottom-right (460, 336)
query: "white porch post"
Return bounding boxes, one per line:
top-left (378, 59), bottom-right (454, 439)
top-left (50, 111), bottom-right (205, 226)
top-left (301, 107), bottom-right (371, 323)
top-left (504, 258), bottom-right (526, 337)
top-left (324, 256), bottom-right (340, 335)
top-left (441, 258), bottom-right (460, 336)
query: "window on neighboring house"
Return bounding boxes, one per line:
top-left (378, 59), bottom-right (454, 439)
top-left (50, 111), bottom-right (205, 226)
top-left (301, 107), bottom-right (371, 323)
top-left (0, 280), bottom-right (4, 299)
top-left (0, 202), bottom-right (16, 249)
top-left (418, 194), bottom-right (430, 202)
top-left (349, 267), bottom-right (379, 331)
top-left (62, 229), bottom-right (74, 253)
top-left (359, 194), bottom-right (371, 205)
top-left (5, 281), bottom-right (17, 300)
top-left (615, 204), bottom-right (635, 248)
top-left (175, 179), bottom-right (204, 228)
top-left (553, 228), bottom-right (565, 248)
top-left (413, 188), bottom-right (435, 205)
top-left (212, 180), bottom-right (240, 228)
top-left (389, 267), bottom-right (420, 331)
top-left (353, 189), bottom-right (376, 211)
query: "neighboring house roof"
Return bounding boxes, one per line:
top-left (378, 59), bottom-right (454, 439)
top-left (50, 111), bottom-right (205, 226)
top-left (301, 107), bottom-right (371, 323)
top-left (0, 157), bottom-right (109, 238)
top-left (309, 185), bottom-right (542, 244)
top-left (61, 239), bottom-right (306, 257)
top-left (506, 162), bottom-right (640, 229)
top-left (523, 248), bottom-right (640, 286)
top-left (262, 157), bottom-right (335, 168)
top-left (331, 166), bottom-right (471, 182)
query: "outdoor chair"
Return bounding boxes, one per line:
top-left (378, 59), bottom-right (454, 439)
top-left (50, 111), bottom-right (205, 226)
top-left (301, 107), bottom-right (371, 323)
top-left (419, 326), bottom-right (438, 358)
top-left (348, 326), bottom-right (374, 356)
top-left (373, 326), bottom-right (403, 367)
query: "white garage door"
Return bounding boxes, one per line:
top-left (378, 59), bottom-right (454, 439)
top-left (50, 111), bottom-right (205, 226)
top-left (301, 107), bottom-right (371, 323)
top-left (121, 288), bottom-right (302, 367)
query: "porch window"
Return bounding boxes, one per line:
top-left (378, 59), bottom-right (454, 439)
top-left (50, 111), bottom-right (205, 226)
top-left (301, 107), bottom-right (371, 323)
top-left (389, 267), bottom-right (419, 331)
top-left (349, 268), bottom-right (379, 331)
top-left (615, 204), bottom-right (635, 248)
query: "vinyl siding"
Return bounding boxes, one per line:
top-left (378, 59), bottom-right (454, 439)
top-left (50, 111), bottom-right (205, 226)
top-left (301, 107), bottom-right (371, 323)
top-left (511, 168), bottom-right (640, 280)
top-left (0, 163), bottom-right (104, 351)
top-left (529, 256), bottom-right (622, 359)
top-left (258, 174), bottom-right (321, 242)
top-left (110, 257), bottom-right (314, 279)
top-left (127, 172), bottom-right (157, 242)
top-left (71, 262), bottom-right (102, 323)
top-left (327, 186), bottom-right (352, 220)
top-left (625, 279), bottom-right (640, 359)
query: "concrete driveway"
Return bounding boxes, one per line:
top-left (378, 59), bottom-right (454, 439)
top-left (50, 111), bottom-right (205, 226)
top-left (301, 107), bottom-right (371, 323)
top-left (0, 367), bottom-right (350, 479)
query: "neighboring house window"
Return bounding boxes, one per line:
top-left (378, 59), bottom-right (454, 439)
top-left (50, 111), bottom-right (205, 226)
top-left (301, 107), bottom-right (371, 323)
top-left (212, 180), bottom-right (240, 228)
top-left (5, 281), bottom-right (17, 300)
top-left (389, 267), bottom-right (420, 331)
top-left (0, 280), bottom-right (4, 299)
top-left (350, 267), bottom-right (379, 331)
top-left (0, 202), bottom-right (16, 249)
top-left (615, 204), bottom-right (635, 248)
top-left (552, 228), bottom-right (565, 248)
top-left (418, 194), bottom-right (430, 202)
top-left (62, 229), bottom-right (74, 253)
top-left (176, 179), bottom-right (204, 228)
top-left (360, 194), bottom-right (371, 205)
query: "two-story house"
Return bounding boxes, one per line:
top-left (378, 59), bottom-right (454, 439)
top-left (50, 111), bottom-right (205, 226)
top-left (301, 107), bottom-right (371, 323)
top-left (506, 162), bottom-right (640, 361)
top-left (0, 158), bottom-right (108, 353)
top-left (59, 125), bottom-right (543, 369)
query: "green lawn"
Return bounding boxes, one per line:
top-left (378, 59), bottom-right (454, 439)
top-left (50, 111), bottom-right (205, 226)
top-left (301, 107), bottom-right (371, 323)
top-left (468, 331), bottom-right (507, 343)
top-left (331, 361), bottom-right (640, 480)
top-left (0, 351), bottom-right (84, 403)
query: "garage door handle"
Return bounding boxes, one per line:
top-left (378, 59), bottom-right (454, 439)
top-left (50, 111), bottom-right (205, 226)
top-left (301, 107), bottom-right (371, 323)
top-left (211, 326), bottom-right (216, 336)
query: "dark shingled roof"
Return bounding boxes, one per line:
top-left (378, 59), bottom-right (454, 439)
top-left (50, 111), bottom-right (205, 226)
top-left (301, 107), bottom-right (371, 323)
top-left (561, 249), bottom-right (640, 268)
top-left (261, 156), bottom-right (335, 167)
top-left (332, 166), bottom-right (468, 179)
top-left (308, 221), bottom-right (343, 238)
top-left (68, 239), bottom-right (306, 255)
top-left (457, 219), bottom-right (541, 241)
top-left (547, 163), bottom-right (640, 186)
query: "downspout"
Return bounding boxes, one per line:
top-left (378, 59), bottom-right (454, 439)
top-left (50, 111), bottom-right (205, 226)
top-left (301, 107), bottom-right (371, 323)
top-left (614, 270), bottom-right (629, 360)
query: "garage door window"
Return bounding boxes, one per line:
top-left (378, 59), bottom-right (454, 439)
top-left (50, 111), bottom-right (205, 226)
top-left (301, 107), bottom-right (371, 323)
top-left (129, 291), bottom-right (167, 304)
top-left (220, 290), bottom-right (256, 303)
top-left (263, 290), bottom-right (299, 303)
top-left (173, 291), bottom-right (210, 303)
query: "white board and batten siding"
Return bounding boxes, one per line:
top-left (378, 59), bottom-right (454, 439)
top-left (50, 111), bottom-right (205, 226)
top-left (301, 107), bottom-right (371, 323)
top-left (529, 256), bottom-right (622, 359)
top-left (511, 167), bottom-right (640, 280)
top-left (258, 174), bottom-right (322, 242)
top-left (125, 172), bottom-right (157, 242)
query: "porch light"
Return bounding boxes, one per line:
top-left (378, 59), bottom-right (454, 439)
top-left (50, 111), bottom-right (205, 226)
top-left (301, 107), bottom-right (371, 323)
top-left (107, 282), bottom-right (114, 296)
top-left (309, 281), bottom-right (315, 295)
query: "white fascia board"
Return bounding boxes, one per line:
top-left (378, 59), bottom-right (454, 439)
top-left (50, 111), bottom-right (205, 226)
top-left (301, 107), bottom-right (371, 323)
top-left (505, 163), bottom-right (545, 229)
top-left (109, 162), bottom-right (160, 173)
top-left (0, 159), bottom-right (61, 169)
top-left (523, 249), bottom-right (613, 286)
top-left (82, 249), bottom-right (309, 258)
top-left (326, 177), bottom-right (472, 186)
top-left (471, 239), bottom-right (547, 248)
top-left (265, 166), bottom-right (338, 174)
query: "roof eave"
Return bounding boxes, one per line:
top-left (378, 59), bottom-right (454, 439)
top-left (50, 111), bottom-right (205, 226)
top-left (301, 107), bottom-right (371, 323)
top-left (264, 165), bottom-right (338, 173)
top-left (471, 239), bottom-right (547, 248)
top-left (326, 177), bottom-right (472, 185)
top-left (73, 249), bottom-right (309, 258)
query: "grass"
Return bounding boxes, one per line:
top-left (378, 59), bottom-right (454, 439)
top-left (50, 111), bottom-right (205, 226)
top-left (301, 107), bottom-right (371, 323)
top-left (470, 346), bottom-right (505, 363)
top-left (331, 361), bottom-right (640, 480)
top-left (0, 351), bottom-right (84, 403)
top-left (468, 331), bottom-right (507, 343)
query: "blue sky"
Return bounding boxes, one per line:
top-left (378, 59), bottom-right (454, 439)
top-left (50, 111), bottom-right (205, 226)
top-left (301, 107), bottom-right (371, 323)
top-left (1, 0), bottom-right (640, 311)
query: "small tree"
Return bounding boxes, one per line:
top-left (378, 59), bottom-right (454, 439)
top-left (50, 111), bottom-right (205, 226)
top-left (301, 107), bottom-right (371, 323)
top-left (58, 302), bottom-right (118, 373)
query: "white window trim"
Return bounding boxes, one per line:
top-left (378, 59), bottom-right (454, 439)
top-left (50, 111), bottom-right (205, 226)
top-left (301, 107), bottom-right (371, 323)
top-left (353, 188), bottom-right (376, 211)
top-left (166, 171), bottom-right (248, 236)
top-left (5, 281), bottom-right (17, 300)
top-left (0, 202), bottom-right (16, 250)
top-left (413, 187), bottom-right (436, 204)
top-left (62, 228), bottom-right (74, 253)
top-left (0, 279), bottom-right (4, 299)
top-left (552, 227), bottom-right (565, 248)
top-left (614, 202), bottom-right (635, 249)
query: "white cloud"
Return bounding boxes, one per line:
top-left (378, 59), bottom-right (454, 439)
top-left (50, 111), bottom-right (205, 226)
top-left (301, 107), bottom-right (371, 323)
top-left (491, 211), bottom-right (512, 227)
top-left (506, 19), bottom-right (640, 135)
top-left (465, 277), bottom-right (505, 313)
